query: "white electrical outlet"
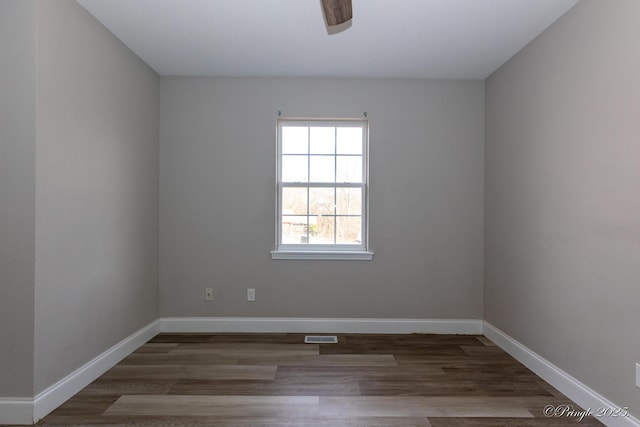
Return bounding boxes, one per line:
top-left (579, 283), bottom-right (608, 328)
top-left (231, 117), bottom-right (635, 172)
top-left (636, 363), bottom-right (640, 388)
top-left (205, 288), bottom-right (213, 301)
top-left (247, 288), bottom-right (255, 301)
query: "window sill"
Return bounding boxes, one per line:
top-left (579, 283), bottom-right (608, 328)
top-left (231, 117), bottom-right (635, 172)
top-left (270, 250), bottom-right (374, 261)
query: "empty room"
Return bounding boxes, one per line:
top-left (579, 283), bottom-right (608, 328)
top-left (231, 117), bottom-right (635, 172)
top-left (1, 0), bottom-right (638, 425)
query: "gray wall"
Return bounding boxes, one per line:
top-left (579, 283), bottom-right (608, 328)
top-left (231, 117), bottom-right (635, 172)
top-left (0, 0), bottom-right (37, 398)
top-left (485, 0), bottom-right (640, 415)
top-left (159, 77), bottom-right (484, 319)
top-left (33, 0), bottom-right (159, 394)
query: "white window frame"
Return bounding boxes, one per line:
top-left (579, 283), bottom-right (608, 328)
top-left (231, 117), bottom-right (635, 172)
top-left (271, 117), bottom-right (373, 260)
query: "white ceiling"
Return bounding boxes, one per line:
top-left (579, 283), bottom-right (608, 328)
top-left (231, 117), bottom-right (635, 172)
top-left (76, 0), bottom-right (579, 79)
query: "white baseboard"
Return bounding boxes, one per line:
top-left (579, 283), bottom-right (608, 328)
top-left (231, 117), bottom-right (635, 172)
top-left (32, 318), bottom-right (160, 423)
top-left (160, 317), bottom-right (483, 335)
top-left (0, 319), bottom-right (161, 425)
top-left (483, 322), bottom-right (640, 427)
top-left (0, 398), bottom-right (34, 425)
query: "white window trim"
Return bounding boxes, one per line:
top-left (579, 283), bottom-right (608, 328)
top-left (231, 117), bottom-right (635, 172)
top-left (270, 250), bottom-right (374, 261)
top-left (271, 117), bottom-right (373, 261)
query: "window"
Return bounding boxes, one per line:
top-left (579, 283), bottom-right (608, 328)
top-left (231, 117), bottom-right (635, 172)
top-left (271, 118), bottom-right (373, 260)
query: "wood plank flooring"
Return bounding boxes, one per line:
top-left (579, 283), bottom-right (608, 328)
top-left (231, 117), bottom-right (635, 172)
top-left (30, 333), bottom-right (603, 426)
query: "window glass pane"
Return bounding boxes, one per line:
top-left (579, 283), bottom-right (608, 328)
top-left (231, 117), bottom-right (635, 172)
top-left (282, 188), bottom-right (308, 215)
top-left (336, 156), bottom-right (362, 183)
top-left (336, 127), bottom-right (363, 155)
top-left (336, 216), bottom-right (362, 245)
top-left (310, 127), bottom-right (335, 154)
top-left (309, 187), bottom-right (335, 215)
top-left (281, 215), bottom-right (308, 244)
top-left (336, 188), bottom-right (362, 215)
top-left (282, 155), bottom-right (308, 182)
top-left (309, 156), bottom-right (335, 182)
top-left (282, 126), bottom-right (308, 154)
top-left (309, 215), bottom-right (335, 244)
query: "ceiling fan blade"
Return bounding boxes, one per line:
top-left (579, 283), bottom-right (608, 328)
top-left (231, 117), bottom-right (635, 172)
top-left (321, 0), bottom-right (353, 26)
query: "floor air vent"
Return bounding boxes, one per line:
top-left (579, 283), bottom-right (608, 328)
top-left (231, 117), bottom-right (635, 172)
top-left (304, 335), bottom-right (338, 344)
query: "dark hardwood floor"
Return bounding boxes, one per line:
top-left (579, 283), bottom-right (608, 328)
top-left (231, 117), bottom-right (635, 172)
top-left (30, 333), bottom-right (603, 426)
